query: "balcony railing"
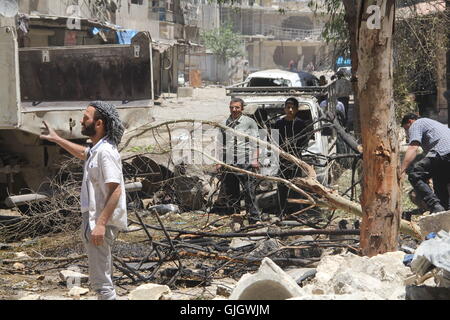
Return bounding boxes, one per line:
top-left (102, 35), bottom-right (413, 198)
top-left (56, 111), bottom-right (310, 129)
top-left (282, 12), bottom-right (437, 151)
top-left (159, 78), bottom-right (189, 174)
top-left (261, 25), bottom-right (323, 40)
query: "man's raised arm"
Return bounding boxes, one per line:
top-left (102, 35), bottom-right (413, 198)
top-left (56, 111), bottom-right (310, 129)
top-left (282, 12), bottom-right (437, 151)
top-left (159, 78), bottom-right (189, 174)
top-left (40, 121), bottom-right (88, 160)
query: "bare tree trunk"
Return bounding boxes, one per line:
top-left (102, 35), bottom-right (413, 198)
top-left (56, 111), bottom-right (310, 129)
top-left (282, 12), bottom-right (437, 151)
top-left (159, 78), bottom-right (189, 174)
top-left (342, 0), bottom-right (363, 137)
top-left (357, 0), bottom-right (401, 256)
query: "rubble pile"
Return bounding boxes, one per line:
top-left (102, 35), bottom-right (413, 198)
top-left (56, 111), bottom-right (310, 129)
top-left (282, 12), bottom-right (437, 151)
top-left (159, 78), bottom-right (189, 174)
top-left (229, 251), bottom-right (411, 300)
top-left (295, 251), bottom-right (410, 300)
top-left (406, 229), bottom-right (450, 299)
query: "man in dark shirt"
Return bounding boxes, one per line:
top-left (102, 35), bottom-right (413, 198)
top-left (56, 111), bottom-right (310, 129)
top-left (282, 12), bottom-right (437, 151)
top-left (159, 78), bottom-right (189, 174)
top-left (401, 113), bottom-right (450, 213)
top-left (273, 97), bottom-right (309, 215)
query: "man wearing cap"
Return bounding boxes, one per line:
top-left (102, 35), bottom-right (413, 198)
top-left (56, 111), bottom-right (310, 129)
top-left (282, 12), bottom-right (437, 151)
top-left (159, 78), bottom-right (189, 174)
top-left (273, 97), bottom-right (309, 215)
top-left (40, 101), bottom-right (126, 300)
top-left (401, 113), bottom-right (450, 213)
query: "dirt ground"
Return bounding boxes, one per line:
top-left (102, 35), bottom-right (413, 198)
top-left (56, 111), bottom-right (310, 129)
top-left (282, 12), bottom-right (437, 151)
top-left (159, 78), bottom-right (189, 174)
top-left (0, 87), bottom-right (421, 300)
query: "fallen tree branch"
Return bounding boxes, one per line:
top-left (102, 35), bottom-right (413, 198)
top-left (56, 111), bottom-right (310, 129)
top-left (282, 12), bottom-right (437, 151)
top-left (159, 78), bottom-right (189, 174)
top-left (123, 119), bottom-right (423, 240)
top-left (177, 250), bottom-right (320, 267)
top-left (128, 218), bottom-right (360, 238)
top-left (1, 254), bottom-right (87, 265)
top-left (290, 179), bottom-right (423, 240)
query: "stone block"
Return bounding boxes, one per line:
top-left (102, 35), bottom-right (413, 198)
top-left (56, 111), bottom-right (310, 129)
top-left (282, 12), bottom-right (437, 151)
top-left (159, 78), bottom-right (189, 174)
top-left (418, 211), bottom-right (450, 237)
top-left (229, 257), bottom-right (303, 300)
top-left (128, 283), bottom-right (171, 300)
top-left (68, 286), bottom-right (89, 297)
top-left (59, 270), bottom-right (89, 284)
top-left (177, 87), bottom-right (194, 98)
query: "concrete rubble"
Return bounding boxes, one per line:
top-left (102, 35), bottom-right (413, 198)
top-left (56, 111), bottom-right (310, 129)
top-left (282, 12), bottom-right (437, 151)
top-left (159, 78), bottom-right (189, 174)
top-left (14, 252), bottom-right (31, 260)
top-left (417, 210), bottom-right (450, 237)
top-left (411, 230), bottom-right (450, 277)
top-left (59, 270), bottom-right (89, 284)
top-left (295, 251), bottom-right (410, 300)
top-left (229, 251), bottom-right (411, 300)
top-left (407, 230), bottom-right (450, 299)
top-left (68, 286), bottom-right (89, 297)
top-left (229, 257), bottom-right (304, 300)
top-left (128, 283), bottom-right (171, 300)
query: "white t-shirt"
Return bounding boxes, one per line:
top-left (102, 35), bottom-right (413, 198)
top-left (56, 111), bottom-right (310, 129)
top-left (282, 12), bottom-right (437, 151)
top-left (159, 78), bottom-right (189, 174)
top-left (320, 100), bottom-right (345, 115)
top-left (81, 138), bottom-right (127, 231)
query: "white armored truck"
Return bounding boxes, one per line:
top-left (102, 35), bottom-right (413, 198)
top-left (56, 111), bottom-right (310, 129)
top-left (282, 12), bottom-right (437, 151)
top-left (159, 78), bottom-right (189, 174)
top-left (0, 24), bottom-right (154, 206)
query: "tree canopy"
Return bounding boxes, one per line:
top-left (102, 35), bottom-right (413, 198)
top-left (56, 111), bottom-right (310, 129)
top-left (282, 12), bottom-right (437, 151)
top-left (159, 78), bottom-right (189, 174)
top-left (200, 23), bottom-right (243, 62)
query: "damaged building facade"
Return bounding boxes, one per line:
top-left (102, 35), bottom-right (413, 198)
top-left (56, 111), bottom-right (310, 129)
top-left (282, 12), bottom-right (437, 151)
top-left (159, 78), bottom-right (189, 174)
top-left (185, 1), bottom-right (331, 85)
top-left (221, 1), bottom-right (331, 72)
top-left (3, 0), bottom-right (221, 95)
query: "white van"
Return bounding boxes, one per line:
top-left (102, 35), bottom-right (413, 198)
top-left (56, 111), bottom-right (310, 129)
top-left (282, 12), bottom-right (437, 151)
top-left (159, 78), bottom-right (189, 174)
top-left (244, 69), bottom-right (320, 88)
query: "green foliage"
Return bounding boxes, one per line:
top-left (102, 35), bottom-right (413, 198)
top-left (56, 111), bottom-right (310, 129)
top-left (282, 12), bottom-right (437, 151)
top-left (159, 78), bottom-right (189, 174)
top-left (200, 23), bottom-right (243, 62)
top-left (393, 9), bottom-right (449, 121)
top-left (308, 0), bottom-right (350, 60)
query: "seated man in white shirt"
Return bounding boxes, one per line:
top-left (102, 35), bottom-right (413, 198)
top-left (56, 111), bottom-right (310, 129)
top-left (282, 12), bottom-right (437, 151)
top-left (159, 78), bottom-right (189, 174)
top-left (40, 101), bottom-right (126, 300)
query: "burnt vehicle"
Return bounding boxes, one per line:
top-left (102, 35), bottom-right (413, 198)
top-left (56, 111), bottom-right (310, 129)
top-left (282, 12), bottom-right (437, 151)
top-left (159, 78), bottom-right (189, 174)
top-left (0, 24), bottom-right (154, 207)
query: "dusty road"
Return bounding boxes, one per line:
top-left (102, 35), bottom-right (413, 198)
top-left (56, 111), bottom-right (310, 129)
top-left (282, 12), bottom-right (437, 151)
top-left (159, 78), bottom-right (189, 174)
top-left (154, 87), bottom-right (230, 123)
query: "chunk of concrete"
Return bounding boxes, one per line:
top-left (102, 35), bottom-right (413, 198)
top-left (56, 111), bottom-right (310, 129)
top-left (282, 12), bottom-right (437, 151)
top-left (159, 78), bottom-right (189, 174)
top-left (59, 270), bottom-right (89, 284)
top-left (298, 251), bottom-right (410, 300)
top-left (230, 238), bottom-right (254, 250)
top-left (128, 283), bottom-right (171, 300)
top-left (411, 230), bottom-right (450, 275)
top-left (68, 286), bottom-right (89, 297)
top-left (229, 257), bottom-right (303, 300)
top-left (177, 87), bottom-right (193, 98)
top-left (14, 252), bottom-right (30, 260)
top-left (418, 211), bottom-right (450, 237)
top-left (13, 262), bottom-right (25, 270)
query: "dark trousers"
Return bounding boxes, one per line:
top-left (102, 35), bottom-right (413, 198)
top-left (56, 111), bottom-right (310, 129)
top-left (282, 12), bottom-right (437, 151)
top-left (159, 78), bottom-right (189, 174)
top-left (277, 162), bottom-right (302, 216)
top-left (408, 154), bottom-right (450, 210)
top-left (338, 96), bottom-right (350, 125)
top-left (223, 165), bottom-right (260, 222)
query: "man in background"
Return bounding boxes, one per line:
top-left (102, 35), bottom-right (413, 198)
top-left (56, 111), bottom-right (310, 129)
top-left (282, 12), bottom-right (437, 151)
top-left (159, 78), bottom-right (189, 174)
top-left (401, 113), bottom-right (450, 213)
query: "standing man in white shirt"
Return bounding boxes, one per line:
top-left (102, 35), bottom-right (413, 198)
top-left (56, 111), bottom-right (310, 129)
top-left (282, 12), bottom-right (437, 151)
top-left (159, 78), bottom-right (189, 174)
top-left (40, 101), bottom-right (127, 300)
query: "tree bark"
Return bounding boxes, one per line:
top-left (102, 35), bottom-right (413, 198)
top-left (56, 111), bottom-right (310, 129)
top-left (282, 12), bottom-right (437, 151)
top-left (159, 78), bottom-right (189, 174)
top-left (357, 0), bottom-right (401, 256)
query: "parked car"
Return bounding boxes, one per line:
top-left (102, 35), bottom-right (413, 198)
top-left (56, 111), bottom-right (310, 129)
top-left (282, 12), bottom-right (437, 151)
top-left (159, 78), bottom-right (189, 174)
top-left (244, 69), bottom-right (319, 87)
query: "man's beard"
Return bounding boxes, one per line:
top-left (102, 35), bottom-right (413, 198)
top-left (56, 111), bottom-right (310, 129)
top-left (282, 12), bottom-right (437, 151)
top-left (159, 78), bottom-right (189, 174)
top-left (81, 122), bottom-right (96, 137)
